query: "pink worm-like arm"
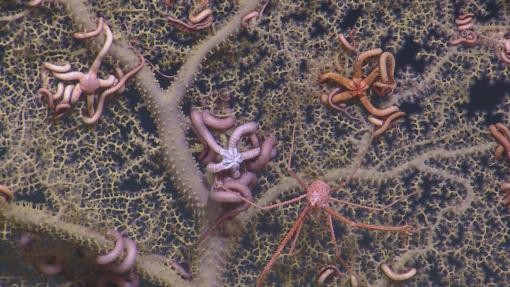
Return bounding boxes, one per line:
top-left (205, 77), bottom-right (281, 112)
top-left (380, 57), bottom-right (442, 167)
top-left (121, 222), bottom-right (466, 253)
top-left (328, 90), bottom-right (352, 110)
top-left (111, 238), bottom-right (137, 274)
top-left (190, 109), bottom-right (224, 154)
top-left (317, 265), bottom-right (342, 285)
top-left (457, 22), bottom-right (473, 30)
top-left (202, 110), bottom-right (236, 130)
top-left (380, 263), bottom-right (417, 281)
top-left (497, 49), bottom-right (510, 64)
top-left (373, 52), bottom-right (396, 96)
top-left (99, 75), bottom-right (117, 88)
top-left (373, 111), bottom-right (406, 138)
top-left (241, 147), bottom-right (261, 161)
top-left (96, 272), bottom-right (138, 287)
top-left (0, 185), bottom-right (13, 202)
top-left (224, 171), bottom-right (257, 188)
top-left (52, 82), bottom-right (64, 100)
top-left (37, 90), bottom-right (54, 110)
top-left (70, 84), bottom-right (83, 104)
top-left (489, 124), bottom-right (510, 160)
top-left (228, 122), bottom-right (259, 149)
top-left (82, 55), bottom-right (144, 124)
top-left (368, 115), bottom-right (384, 126)
top-left (338, 34), bottom-right (356, 52)
top-left (188, 8), bottom-right (213, 24)
top-left (199, 149), bottom-right (218, 165)
top-left (74, 17), bottom-right (104, 39)
top-left (241, 1), bottom-right (268, 27)
top-left (211, 172), bottom-right (256, 204)
top-left (97, 230), bottom-right (125, 265)
top-left (167, 15), bottom-right (213, 32)
top-left (89, 23), bottom-right (113, 76)
top-left (43, 62), bottom-right (71, 73)
top-left (358, 95), bottom-right (400, 117)
top-left (246, 136), bottom-right (277, 171)
top-left (250, 133), bottom-right (260, 147)
top-left (53, 71), bottom-right (84, 81)
top-left (449, 30), bottom-right (478, 46)
top-left (27, 0), bottom-right (43, 6)
top-left (35, 255), bottom-right (63, 275)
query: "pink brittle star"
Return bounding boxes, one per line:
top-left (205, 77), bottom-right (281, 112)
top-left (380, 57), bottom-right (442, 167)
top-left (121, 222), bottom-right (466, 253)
top-left (41, 18), bottom-right (117, 119)
top-left (449, 13), bottom-right (478, 46)
top-left (449, 13), bottom-right (510, 64)
top-left (167, 0), bottom-right (214, 32)
top-left (230, 125), bottom-right (415, 287)
top-left (190, 109), bottom-right (262, 178)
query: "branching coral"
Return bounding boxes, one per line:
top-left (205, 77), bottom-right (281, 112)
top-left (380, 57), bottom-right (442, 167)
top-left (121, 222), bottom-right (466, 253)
top-left (0, 0), bottom-right (510, 287)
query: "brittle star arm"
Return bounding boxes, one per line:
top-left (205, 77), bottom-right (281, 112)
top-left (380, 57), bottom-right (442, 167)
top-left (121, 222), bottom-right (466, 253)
top-left (228, 122), bottom-right (259, 148)
top-left (354, 48), bottom-right (382, 79)
top-left (319, 72), bottom-right (351, 88)
top-left (82, 54), bottom-right (145, 124)
top-left (324, 206), bottom-right (414, 233)
top-left (88, 21), bottom-right (113, 76)
top-left (330, 91), bottom-right (356, 104)
top-left (190, 109), bottom-right (225, 154)
top-left (358, 94), bottom-right (400, 117)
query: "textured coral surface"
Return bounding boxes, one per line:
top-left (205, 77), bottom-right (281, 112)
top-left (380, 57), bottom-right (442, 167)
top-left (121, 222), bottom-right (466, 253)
top-left (0, 0), bottom-right (509, 286)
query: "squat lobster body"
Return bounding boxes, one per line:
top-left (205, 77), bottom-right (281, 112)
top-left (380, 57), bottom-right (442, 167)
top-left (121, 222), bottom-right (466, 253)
top-left (306, 180), bottom-right (331, 208)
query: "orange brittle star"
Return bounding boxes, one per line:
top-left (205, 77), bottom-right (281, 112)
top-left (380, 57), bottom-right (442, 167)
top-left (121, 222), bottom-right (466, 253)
top-left (319, 43), bottom-right (405, 138)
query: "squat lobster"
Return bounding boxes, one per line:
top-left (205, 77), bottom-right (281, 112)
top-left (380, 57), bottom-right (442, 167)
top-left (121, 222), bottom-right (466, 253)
top-left (234, 125), bottom-right (416, 287)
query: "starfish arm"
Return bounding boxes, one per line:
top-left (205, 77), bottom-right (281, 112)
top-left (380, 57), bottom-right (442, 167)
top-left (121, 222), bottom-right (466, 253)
top-left (319, 72), bottom-right (351, 88)
top-left (354, 48), bottom-right (382, 79)
top-left (256, 206), bottom-right (310, 287)
top-left (324, 206), bottom-right (414, 233)
top-left (358, 95), bottom-right (400, 117)
top-left (228, 121), bottom-right (259, 149)
top-left (53, 71), bottom-right (84, 81)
